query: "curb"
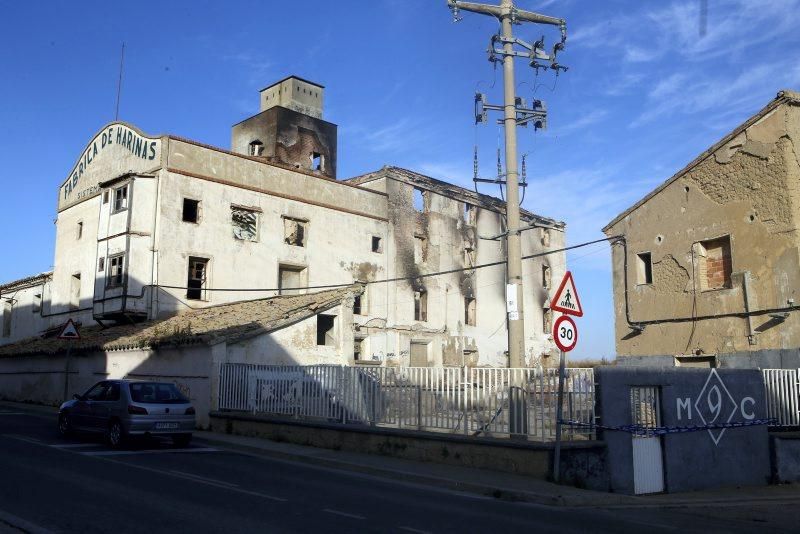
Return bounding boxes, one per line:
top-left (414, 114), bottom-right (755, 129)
top-left (196, 431), bottom-right (583, 507)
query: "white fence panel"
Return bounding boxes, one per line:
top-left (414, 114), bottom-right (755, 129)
top-left (763, 369), bottom-right (800, 427)
top-left (217, 363), bottom-right (595, 441)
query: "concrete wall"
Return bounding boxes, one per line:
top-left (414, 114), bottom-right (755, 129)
top-left (605, 99), bottom-right (800, 361)
top-left (209, 411), bottom-right (607, 488)
top-left (618, 348), bottom-right (800, 369)
top-left (596, 367), bottom-right (771, 494)
top-left (0, 346), bottom-right (214, 427)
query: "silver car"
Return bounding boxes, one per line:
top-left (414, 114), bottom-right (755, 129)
top-left (58, 379), bottom-right (196, 448)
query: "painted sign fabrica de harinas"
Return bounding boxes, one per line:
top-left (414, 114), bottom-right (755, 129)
top-left (550, 271), bottom-right (582, 352)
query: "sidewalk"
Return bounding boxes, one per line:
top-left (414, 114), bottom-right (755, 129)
top-left (4, 400), bottom-right (800, 509)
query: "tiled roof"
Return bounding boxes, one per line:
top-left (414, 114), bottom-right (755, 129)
top-left (0, 286), bottom-right (361, 357)
top-left (0, 272), bottom-right (52, 292)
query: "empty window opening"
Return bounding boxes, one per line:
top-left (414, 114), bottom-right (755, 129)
top-left (232, 207), bottom-right (259, 241)
top-left (102, 191), bottom-right (109, 204)
top-left (310, 152), bottom-right (323, 171)
top-left (113, 185), bottom-right (128, 212)
top-left (637, 252), bottom-right (653, 285)
top-left (249, 140), bottom-right (264, 157)
top-left (543, 308), bottom-right (553, 334)
top-left (316, 314), bottom-right (336, 346)
top-left (412, 188), bottom-right (425, 212)
top-left (76, 221), bottom-right (83, 240)
top-left (414, 290), bottom-right (428, 322)
top-left (107, 255), bottom-right (125, 288)
top-left (464, 246), bottom-right (476, 268)
top-left (278, 265), bottom-right (306, 295)
top-left (464, 203), bottom-right (477, 225)
top-left (353, 295), bottom-right (362, 315)
top-left (414, 235), bottom-right (427, 264)
top-left (371, 236), bottom-right (383, 253)
top-left (98, 257), bottom-right (105, 272)
top-left (187, 257), bottom-right (208, 300)
top-left (699, 236), bottom-right (732, 290)
top-left (283, 217), bottom-right (307, 247)
top-left (182, 198), bottom-right (200, 223)
top-left (541, 228), bottom-right (551, 247)
top-left (465, 297), bottom-right (476, 327)
top-left (2, 300), bottom-right (12, 337)
top-left (32, 294), bottom-right (42, 314)
top-left (70, 273), bottom-right (81, 309)
top-left (354, 337), bottom-right (366, 361)
top-left (542, 264), bottom-right (551, 289)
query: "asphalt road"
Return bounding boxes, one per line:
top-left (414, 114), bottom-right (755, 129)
top-left (0, 408), bottom-right (793, 533)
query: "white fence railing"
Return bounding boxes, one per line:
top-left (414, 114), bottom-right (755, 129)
top-left (218, 364), bottom-right (595, 441)
top-left (763, 369), bottom-right (800, 427)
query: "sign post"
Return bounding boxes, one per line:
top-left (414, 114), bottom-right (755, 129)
top-left (58, 320), bottom-right (81, 401)
top-left (550, 272), bottom-right (582, 483)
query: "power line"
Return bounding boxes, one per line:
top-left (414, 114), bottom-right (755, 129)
top-left (154, 235), bottom-right (618, 294)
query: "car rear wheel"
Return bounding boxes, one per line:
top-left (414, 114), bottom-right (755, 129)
top-left (58, 413), bottom-right (72, 437)
top-left (172, 433), bottom-right (192, 448)
top-left (107, 420), bottom-right (126, 449)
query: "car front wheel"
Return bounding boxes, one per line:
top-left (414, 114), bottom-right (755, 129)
top-left (107, 420), bottom-right (126, 449)
top-left (58, 413), bottom-right (72, 437)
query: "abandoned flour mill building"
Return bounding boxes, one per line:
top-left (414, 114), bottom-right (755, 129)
top-left (604, 89), bottom-right (800, 369)
top-left (0, 76), bottom-right (566, 395)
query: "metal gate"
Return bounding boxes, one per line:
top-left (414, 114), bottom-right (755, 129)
top-left (630, 386), bottom-right (665, 495)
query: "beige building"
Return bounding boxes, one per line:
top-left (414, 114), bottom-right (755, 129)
top-left (0, 76), bottom-right (566, 372)
top-left (603, 89), bottom-right (800, 368)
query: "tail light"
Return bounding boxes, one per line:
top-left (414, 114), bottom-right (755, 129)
top-left (128, 405), bottom-right (148, 415)
top-left (185, 407), bottom-right (196, 415)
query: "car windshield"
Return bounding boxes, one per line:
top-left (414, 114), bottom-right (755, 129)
top-left (128, 383), bottom-right (188, 404)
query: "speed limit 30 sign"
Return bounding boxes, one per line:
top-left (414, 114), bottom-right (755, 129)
top-left (553, 315), bottom-right (578, 352)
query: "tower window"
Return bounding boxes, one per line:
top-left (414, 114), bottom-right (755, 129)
top-left (248, 140), bottom-right (264, 157)
top-left (414, 235), bottom-right (427, 264)
top-left (371, 236), bottom-right (383, 253)
top-left (311, 152), bottom-right (323, 171)
top-left (283, 217), bottom-right (307, 247)
top-left (413, 188), bottom-right (426, 212)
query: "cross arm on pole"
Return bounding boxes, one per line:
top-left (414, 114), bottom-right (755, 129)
top-left (448, 1), bottom-right (564, 26)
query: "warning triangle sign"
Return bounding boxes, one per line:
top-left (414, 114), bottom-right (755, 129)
top-left (550, 271), bottom-right (583, 317)
top-left (57, 319), bottom-right (81, 340)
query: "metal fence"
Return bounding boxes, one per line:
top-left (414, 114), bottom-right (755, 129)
top-left (218, 363), bottom-right (595, 441)
top-left (763, 369), bottom-right (800, 427)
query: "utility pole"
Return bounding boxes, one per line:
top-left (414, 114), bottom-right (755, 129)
top-left (447, 1), bottom-right (567, 370)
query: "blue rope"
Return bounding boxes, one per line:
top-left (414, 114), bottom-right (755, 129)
top-left (559, 418), bottom-right (775, 436)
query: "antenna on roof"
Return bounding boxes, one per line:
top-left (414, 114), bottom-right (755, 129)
top-left (115, 43), bottom-right (125, 121)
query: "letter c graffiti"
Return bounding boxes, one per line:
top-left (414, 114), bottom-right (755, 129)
top-left (740, 397), bottom-right (755, 420)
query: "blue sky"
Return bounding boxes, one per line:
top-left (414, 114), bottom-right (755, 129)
top-left (1, 0), bottom-right (799, 360)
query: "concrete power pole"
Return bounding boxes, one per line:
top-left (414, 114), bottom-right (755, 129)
top-left (447, 1), bottom-right (567, 369)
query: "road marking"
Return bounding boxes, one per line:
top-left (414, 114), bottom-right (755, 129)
top-left (322, 509), bottom-right (365, 520)
top-left (0, 507), bottom-right (56, 534)
top-left (2, 434), bottom-right (44, 445)
top-left (49, 442), bottom-right (100, 449)
top-left (170, 470), bottom-right (239, 488)
top-left (0, 412), bottom-right (26, 416)
top-left (399, 527), bottom-right (432, 534)
top-left (80, 447), bottom-right (218, 456)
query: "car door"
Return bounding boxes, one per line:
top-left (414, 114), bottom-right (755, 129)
top-left (83, 382), bottom-right (111, 430)
top-left (90, 382), bottom-right (120, 430)
top-left (71, 382), bottom-right (106, 430)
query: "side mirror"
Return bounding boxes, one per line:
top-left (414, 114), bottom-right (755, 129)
top-left (73, 394), bottom-right (83, 401)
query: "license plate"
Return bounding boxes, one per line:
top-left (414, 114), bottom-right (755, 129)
top-left (155, 422), bottom-right (179, 430)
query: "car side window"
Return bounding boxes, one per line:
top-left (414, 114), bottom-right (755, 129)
top-left (104, 383), bottom-right (120, 402)
top-left (85, 382), bottom-right (109, 401)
